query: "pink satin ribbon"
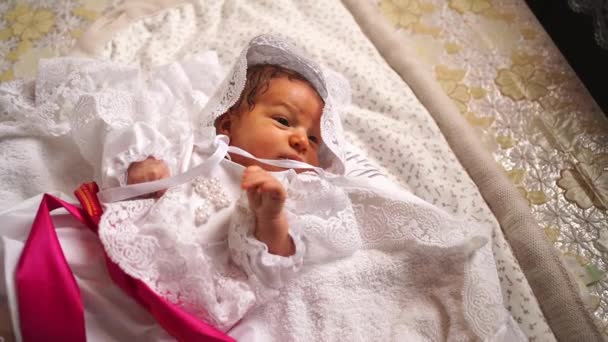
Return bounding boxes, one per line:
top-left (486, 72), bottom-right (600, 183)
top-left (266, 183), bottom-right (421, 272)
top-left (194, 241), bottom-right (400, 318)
top-left (15, 192), bottom-right (234, 342)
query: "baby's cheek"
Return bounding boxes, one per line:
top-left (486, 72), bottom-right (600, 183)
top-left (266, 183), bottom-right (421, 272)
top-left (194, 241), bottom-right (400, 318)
top-left (306, 151), bottom-right (321, 167)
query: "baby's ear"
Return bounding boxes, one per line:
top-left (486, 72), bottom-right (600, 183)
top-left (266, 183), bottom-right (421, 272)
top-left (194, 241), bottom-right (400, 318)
top-left (215, 113), bottom-right (233, 136)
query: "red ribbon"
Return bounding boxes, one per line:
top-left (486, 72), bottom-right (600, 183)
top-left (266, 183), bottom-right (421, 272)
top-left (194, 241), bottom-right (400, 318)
top-left (16, 183), bottom-right (234, 342)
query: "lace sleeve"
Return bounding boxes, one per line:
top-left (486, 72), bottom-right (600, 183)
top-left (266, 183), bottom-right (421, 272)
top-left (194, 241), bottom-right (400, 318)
top-left (101, 121), bottom-right (179, 188)
top-left (97, 52), bottom-right (225, 188)
top-left (1, 53), bottom-right (224, 183)
top-left (227, 195), bottom-right (306, 290)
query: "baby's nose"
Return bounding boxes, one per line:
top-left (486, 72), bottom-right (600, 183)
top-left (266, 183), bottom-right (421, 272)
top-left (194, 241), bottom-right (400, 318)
top-left (289, 131), bottom-right (309, 151)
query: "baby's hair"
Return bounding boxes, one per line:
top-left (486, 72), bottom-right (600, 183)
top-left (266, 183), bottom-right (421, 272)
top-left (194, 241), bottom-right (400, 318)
top-left (228, 64), bottom-right (320, 114)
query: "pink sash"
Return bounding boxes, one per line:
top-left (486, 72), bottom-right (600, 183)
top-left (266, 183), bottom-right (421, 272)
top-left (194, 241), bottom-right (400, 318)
top-left (15, 184), bottom-right (234, 342)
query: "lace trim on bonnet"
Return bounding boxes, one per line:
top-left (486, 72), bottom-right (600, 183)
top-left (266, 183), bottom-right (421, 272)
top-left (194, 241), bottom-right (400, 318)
top-left (199, 34), bottom-right (351, 175)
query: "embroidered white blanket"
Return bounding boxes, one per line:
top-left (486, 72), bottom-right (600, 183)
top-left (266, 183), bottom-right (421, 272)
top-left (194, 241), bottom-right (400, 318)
top-left (0, 0), bottom-right (549, 340)
top-left (0, 51), bottom-right (524, 340)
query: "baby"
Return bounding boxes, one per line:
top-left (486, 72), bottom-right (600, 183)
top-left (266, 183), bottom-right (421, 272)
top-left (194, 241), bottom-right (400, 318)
top-left (96, 34), bottom-right (361, 334)
top-left (126, 64), bottom-right (324, 257)
top-left (94, 35), bottom-right (525, 341)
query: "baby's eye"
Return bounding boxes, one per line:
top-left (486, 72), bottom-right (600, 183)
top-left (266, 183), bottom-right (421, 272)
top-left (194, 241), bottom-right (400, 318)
top-left (274, 117), bottom-right (290, 127)
top-left (308, 135), bottom-right (319, 144)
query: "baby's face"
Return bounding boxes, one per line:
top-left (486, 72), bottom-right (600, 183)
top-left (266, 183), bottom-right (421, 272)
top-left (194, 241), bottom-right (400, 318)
top-left (219, 76), bottom-right (324, 171)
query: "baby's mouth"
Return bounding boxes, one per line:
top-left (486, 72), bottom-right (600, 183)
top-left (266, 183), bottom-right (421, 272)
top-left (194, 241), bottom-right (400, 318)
top-left (279, 155), bottom-right (303, 162)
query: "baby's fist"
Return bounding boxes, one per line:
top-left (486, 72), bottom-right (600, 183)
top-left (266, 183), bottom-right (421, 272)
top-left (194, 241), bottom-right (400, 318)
top-left (127, 157), bottom-right (170, 198)
top-left (241, 166), bottom-right (286, 220)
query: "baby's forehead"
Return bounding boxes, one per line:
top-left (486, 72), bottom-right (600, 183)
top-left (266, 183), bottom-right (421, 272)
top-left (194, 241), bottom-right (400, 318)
top-left (242, 65), bottom-right (322, 111)
top-left (264, 83), bottom-right (323, 125)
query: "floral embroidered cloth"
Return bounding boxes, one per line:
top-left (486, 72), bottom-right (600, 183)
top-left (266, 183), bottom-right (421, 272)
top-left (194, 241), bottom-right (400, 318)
top-left (0, 0), bottom-right (119, 82)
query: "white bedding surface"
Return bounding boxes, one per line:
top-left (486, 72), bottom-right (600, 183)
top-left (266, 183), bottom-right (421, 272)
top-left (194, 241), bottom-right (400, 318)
top-left (0, 0), bottom-right (555, 340)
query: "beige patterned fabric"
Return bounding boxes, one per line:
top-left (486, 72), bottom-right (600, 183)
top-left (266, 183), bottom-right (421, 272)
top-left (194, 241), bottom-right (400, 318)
top-left (0, 0), bottom-right (188, 81)
top-left (0, 0), bottom-right (121, 81)
top-left (347, 0), bottom-right (608, 338)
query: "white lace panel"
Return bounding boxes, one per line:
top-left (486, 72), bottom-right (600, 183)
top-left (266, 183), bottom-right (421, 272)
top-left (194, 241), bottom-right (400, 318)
top-left (0, 58), bottom-right (135, 136)
top-left (286, 173), bottom-right (362, 263)
top-left (346, 185), bottom-right (506, 338)
top-left (0, 79), bottom-right (35, 131)
top-left (99, 186), bottom-right (257, 331)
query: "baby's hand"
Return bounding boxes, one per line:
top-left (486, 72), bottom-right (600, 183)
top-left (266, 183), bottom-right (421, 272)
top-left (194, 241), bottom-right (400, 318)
top-left (241, 166), bottom-right (294, 256)
top-left (127, 157), bottom-right (170, 198)
top-left (241, 166), bottom-right (286, 220)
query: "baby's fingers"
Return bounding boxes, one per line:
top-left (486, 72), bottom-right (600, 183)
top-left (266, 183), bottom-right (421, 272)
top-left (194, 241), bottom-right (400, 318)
top-left (241, 168), bottom-right (272, 189)
top-left (241, 166), bottom-right (285, 201)
top-left (241, 175), bottom-right (264, 190)
top-left (246, 186), bottom-right (261, 207)
top-left (259, 181), bottom-right (286, 201)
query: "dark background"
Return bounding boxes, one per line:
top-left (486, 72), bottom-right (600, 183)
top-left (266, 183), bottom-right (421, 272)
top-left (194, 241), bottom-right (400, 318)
top-left (524, 0), bottom-right (608, 115)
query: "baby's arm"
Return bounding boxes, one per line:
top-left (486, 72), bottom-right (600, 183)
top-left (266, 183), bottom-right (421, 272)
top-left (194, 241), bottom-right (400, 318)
top-left (241, 166), bottom-right (295, 257)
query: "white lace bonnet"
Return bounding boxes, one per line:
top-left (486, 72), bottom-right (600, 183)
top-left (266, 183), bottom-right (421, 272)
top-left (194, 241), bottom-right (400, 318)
top-left (200, 34), bottom-right (350, 175)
